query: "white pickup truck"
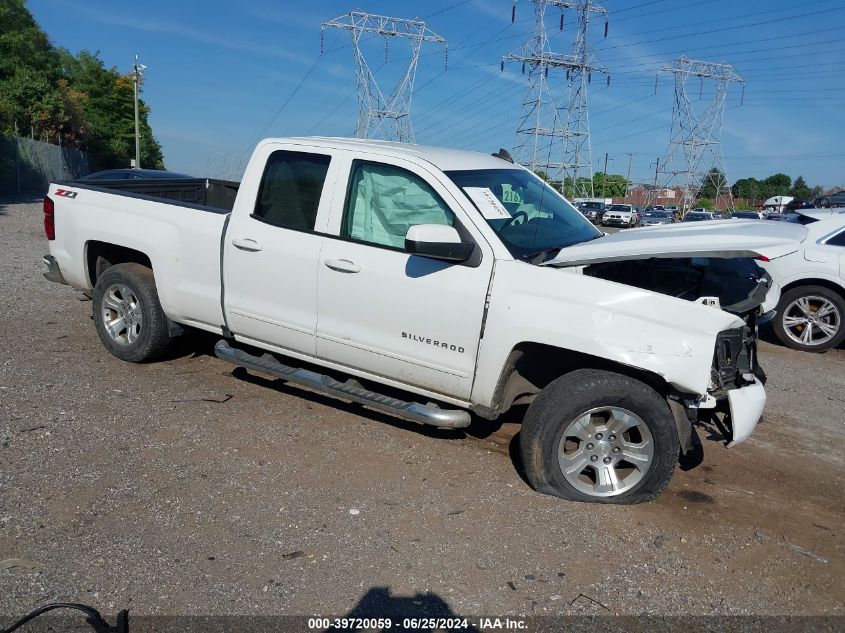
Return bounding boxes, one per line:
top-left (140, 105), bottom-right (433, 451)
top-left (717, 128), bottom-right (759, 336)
top-left (43, 137), bottom-right (807, 504)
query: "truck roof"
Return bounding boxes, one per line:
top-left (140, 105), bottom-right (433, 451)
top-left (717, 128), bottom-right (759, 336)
top-left (267, 137), bottom-right (516, 172)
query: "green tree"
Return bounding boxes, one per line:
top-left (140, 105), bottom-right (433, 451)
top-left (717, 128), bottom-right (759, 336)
top-left (698, 168), bottom-right (727, 199)
top-left (760, 173), bottom-right (791, 199)
top-left (63, 50), bottom-right (163, 169)
top-left (790, 175), bottom-right (812, 200)
top-left (593, 172), bottom-right (629, 197)
top-left (0, 2), bottom-right (164, 169)
top-left (732, 177), bottom-right (761, 200)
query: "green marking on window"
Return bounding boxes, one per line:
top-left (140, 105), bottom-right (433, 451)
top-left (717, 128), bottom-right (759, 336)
top-left (501, 184), bottom-right (523, 204)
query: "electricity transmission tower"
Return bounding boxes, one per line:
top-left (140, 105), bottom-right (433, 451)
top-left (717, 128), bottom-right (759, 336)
top-left (652, 56), bottom-right (744, 212)
top-left (502, 0), bottom-right (608, 198)
top-left (321, 11), bottom-right (446, 143)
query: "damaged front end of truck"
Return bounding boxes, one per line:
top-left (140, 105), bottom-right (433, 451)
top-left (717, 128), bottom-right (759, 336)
top-left (540, 221), bottom-right (808, 450)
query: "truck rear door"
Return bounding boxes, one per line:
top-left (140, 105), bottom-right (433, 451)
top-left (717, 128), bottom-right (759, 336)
top-left (224, 144), bottom-right (342, 355)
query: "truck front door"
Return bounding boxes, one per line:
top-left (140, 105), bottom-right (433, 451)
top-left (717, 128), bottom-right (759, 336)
top-left (316, 157), bottom-right (493, 400)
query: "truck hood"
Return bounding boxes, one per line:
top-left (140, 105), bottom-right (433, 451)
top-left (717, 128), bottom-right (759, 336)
top-left (543, 220), bottom-right (807, 268)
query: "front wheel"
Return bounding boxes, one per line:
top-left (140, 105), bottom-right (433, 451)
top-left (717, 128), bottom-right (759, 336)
top-left (520, 369), bottom-right (679, 504)
top-left (772, 285), bottom-right (845, 352)
top-left (92, 263), bottom-right (174, 362)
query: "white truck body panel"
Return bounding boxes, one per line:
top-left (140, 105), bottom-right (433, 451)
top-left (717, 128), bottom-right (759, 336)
top-left (472, 260), bottom-right (745, 405)
top-left (544, 220), bottom-right (807, 268)
top-left (49, 187), bottom-right (227, 331)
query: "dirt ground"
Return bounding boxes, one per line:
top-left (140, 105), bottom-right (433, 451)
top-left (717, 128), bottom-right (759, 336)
top-left (1, 200), bottom-right (843, 620)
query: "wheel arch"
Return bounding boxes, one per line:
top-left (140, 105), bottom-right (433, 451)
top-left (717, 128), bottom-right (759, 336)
top-left (477, 341), bottom-right (673, 418)
top-left (780, 277), bottom-right (845, 299)
top-left (85, 241), bottom-right (153, 287)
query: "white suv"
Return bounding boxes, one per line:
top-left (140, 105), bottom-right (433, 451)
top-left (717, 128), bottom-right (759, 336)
top-left (760, 210), bottom-right (845, 352)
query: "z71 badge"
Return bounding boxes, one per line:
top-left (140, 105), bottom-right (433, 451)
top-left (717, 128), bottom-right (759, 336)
top-left (54, 189), bottom-right (77, 198)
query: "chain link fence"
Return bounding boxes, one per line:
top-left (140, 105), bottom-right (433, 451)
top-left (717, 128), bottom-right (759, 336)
top-left (0, 135), bottom-right (89, 195)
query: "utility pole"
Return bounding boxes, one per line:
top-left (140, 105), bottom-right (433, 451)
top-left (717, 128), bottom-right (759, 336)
top-left (131, 55), bottom-right (147, 169)
top-left (601, 152), bottom-right (608, 198)
top-left (651, 56), bottom-right (744, 211)
top-left (624, 152), bottom-right (633, 202)
top-left (502, 1), bottom-right (609, 198)
top-left (322, 12), bottom-right (446, 142)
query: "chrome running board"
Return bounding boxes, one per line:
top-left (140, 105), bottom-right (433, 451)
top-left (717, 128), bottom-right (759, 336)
top-left (214, 339), bottom-right (471, 429)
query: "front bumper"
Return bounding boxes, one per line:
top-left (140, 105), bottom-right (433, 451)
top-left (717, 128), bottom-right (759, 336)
top-left (725, 378), bottom-right (766, 447)
top-left (42, 254), bottom-right (68, 285)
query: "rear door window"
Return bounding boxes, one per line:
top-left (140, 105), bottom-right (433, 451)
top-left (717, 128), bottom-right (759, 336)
top-left (252, 151), bottom-right (331, 231)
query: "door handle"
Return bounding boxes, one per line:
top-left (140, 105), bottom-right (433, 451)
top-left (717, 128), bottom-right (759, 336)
top-left (231, 238), bottom-right (263, 252)
top-left (324, 258), bottom-right (361, 273)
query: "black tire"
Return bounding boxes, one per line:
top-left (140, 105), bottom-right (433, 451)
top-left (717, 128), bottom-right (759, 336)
top-left (92, 263), bottom-right (173, 362)
top-left (772, 284), bottom-right (845, 353)
top-left (520, 369), bottom-right (679, 504)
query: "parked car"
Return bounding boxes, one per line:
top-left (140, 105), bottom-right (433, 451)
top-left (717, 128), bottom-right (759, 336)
top-left (813, 191), bottom-right (845, 208)
top-left (784, 199), bottom-right (815, 213)
top-left (731, 211), bottom-right (763, 220)
top-left (632, 205), bottom-right (643, 224)
top-left (683, 211), bottom-right (717, 221)
top-left (578, 201), bottom-right (606, 224)
top-left (79, 168), bottom-right (193, 181)
top-left (644, 205), bottom-right (665, 213)
top-left (42, 137), bottom-right (803, 504)
top-left (601, 203), bottom-right (639, 228)
top-left (640, 210), bottom-right (675, 226)
top-left (760, 210), bottom-right (845, 352)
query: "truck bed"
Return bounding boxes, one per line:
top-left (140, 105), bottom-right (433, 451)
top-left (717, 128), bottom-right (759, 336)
top-left (68, 177), bottom-right (240, 212)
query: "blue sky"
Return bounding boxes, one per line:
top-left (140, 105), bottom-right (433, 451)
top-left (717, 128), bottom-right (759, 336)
top-left (28, 0), bottom-right (845, 188)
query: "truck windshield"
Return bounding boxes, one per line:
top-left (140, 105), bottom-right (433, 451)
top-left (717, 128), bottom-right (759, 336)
top-left (445, 168), bottom-right (601, 260)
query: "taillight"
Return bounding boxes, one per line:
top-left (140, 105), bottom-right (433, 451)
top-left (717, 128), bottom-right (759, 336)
top-left (43, 195), bottom-right (55, 240)
top-left (755, 255), bottom-right (770, 262)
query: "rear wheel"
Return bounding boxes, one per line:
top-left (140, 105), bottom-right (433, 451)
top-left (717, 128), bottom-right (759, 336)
top-left (772, 285), bottom-right (845, 352)
top-left (92, 263), bottom-right (174, 362)
top-left (520, 369), bottom-right (678, 504)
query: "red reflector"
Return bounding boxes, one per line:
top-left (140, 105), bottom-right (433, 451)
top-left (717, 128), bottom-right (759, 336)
top-left (43, 195), bottom-right (55, 240)
top-left (755, 255), bottom-right (770, 262)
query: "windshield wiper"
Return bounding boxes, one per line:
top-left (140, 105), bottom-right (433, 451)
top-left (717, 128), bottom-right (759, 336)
top-left (522, 233), bottom-right (604, 264)
top-left (522, 247), bottom-right (563, 264)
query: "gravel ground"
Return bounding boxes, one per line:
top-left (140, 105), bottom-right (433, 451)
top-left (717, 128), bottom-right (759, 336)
top-left (1, 200), bottom-right (843, 619)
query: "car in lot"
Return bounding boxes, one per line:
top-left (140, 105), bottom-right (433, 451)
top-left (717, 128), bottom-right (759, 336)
top-left (601, 203), bottom-right (639, 228)
top-left (784, 199), bottom-right (816, 213)
top-left (42, 136), bottom-right (805, 504)
top-left (813, 190), bottom-right (845, 208)
top-left (640, 210), bottom-right (675, 226)
top-left (732, 211), bottom-right (764, 220)
top-left (760, 209), bottom-right (845, 352)
top-left (683, 211), bottom-right (718, 222)
top-left (578, 201), bottom-right (606, 224)
top-left (79, 168), bottom-right (193, 181)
